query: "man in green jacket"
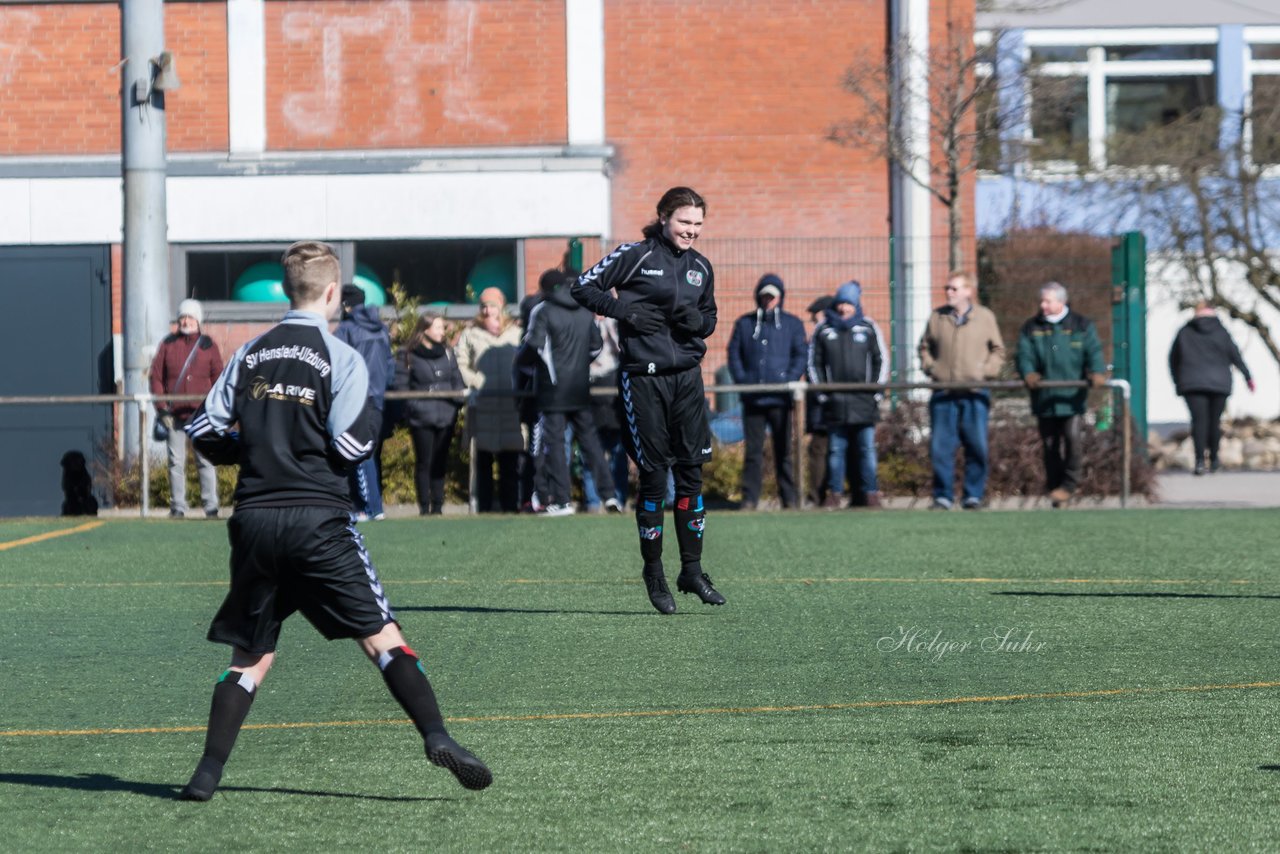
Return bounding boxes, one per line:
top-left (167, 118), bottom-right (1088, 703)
top-left (1016, 282), bottom-right (1108, 507)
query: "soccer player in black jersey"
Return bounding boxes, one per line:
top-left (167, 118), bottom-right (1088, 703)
top-left (571, 187), bottom-right (725, 614)
top-left (178, 241), bottom-right (491, 800)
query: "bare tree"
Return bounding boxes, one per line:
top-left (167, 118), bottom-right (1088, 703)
top-left (829, 26), bottom-right (1016, 270)
top-left (1100, 104), bottom-right (1280, 370)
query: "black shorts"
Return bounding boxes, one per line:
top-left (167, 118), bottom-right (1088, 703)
top-left (207, 506), bottom-right (397, 653)
top-left (618, 367), bottom-right (712, 472)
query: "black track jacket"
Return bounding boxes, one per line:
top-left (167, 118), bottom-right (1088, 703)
top-left (186, 311), bottom-right (375, 510)
top-left (571, 236), bottom-right (716, 376)
top-left (517, 285), bottom-right (603, 413)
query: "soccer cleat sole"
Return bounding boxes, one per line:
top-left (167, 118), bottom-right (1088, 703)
top-left (427, 737), bottom-right (493, 791)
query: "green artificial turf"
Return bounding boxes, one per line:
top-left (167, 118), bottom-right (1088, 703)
top-left (3, 509), bottom-right (1280, 851)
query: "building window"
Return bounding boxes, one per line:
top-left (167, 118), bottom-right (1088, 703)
top-left (1249, 29), bottom-right (1280, 166)
top-left (1005, 29), bottom-right (1218, 171)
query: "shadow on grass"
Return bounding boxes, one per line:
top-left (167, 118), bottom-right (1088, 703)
top-left (993, 591), bottom-right (1280, 601)
top-left (398, 604), bottom-right (703, 617)
top-left (1258, 765), bottom-right (1280, 772)
top-left (0, 772), bottom-right (446, 802)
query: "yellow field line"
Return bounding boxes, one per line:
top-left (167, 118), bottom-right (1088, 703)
top-left (0, 575), bottom-right (1270, 590)
top-left (3, 680), bottom-right (1277, 739)
top-left (0, 520), bottom-right (103, 552)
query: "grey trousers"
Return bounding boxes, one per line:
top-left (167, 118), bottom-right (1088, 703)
top-left (166, 420), bottom-right (218, 513)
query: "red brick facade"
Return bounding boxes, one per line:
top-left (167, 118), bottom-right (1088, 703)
top-left (1, 0), bottom-right (974, 354)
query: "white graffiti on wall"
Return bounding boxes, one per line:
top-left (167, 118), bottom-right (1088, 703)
top-left (0, 9), bottom-right (43, 88)
top-left (281, 0), bottom-right (508, 142)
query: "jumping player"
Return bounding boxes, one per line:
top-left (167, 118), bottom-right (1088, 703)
top-left (178, 240), bottom-right (491, 800)
top-left (571, 187), bottom-right (725, 614)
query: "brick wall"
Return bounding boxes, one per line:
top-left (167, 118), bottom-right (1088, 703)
top-left (264, 0), bottom-right (567, 150)
top-left (0, 2), bottom-right (227, 155)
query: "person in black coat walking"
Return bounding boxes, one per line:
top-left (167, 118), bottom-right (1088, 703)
top-left (396, 311), bottom-right (465, 514)
top-left (517, 269), bottom-right (615, 516)
top-left (727, 273), bottom-right (809, 509)
top-left (1169, 302), bottom-right (1255, 475)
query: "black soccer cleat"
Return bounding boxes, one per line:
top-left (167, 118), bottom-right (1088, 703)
top-left (178, 756), bottom-right (224, 801)
top-left (642, 564), bottom-right (676, 614)
top-left (677, 571), bottom-right (726, 606)
top-left (426, 732), bottom-right (493, 791)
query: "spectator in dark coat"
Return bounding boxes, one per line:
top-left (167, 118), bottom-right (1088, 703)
top-left (1016, 282), bottom-right (1108, 507)
top-left (1169, 302), bottom-right (1255, 475)
top-left (333, 285), bottom-right (394, 520)
top-left (396, 311), bottom-right (465, 515)
top-left (516, 269), bottom-right (614, 516)
top-left (808, 281), bottom-right (888, 509)
top-left (804, 295), bottom-right (834, 507)
top-left (727, 273), bottom-right (809, 509)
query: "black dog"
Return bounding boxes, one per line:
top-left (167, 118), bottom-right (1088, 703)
top-left (60, 450), bottom-right (99, 516)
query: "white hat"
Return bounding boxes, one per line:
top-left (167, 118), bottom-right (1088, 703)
top-left (177, 298), bottom-right (203, 324)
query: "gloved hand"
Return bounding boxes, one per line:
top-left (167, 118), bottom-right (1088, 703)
top-left (671, 303), bottom-right (703, 334)
top-left (1090, 372), bottom-right (1109, 388)
top-left (1023, 372), bottom-right (1043, 390)
top-left (1248, 379), bottom-right (1257, 393)
top-left (621, 304), bottom-right (665, 335)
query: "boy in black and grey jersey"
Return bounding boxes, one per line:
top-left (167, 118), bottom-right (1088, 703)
top-left (179, 241), bottom-right (491, 801)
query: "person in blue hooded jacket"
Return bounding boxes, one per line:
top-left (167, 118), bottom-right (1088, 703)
top-left (808, 281), bottom-right (888, 508)
top-left (727, 273), bottom-right (809, 509)
top-left (333, 285), bottom-right (394, 520)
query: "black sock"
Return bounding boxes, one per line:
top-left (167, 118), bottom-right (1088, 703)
top-left (201, 670), bottom-right (257, 767)
top-left (673, 494), bottom-right (705, 576)
top-left (378, 645), bottom-right (446, 740)
top-left (635, 498), bottom-right (665, 567)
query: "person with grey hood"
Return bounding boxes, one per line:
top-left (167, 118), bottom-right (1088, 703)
top-left (727, 273), bottom-right (808, 509)
top-left (1169, 302), bottom-right (1256, 475)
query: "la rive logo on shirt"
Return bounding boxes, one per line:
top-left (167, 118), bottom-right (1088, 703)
top-left (250, 376), bottom-right (316, 406)
top-left (686, 270), bottom-right (703, 286)
top-left (640, 268), bottom-right (665, 276)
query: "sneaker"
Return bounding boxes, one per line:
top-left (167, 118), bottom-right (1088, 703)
top-left (821, 493), bottom-right (843, 510)
top-left (372, 512), bottom-right (387, 521)
top-left (740, 500), bottom-right (758, 512)
top-left (1193, 465), bottom-right (1205, 476)
top-left (354, 512), bottom-right (370, 523)
top-left (425, 731), bottom-right (493, 791)
top-left (1209, 460), bottom-right (1222, 474)
top-left (204, 508), bottom-right (219, 519)
top-left (929, 498), bottom-right (952, 511)
top-left (962, 497), bottom-right (982, 511)
top-left (677, 570), bottom-right (726, 606)
top-left (1048, 487), bottom-right (1071, 508)
top-left (643, 563), bottom-right (676, 614)
top-left (541, 503), bottom-right (575, 517)
top-left (604, 497), bottom-right (623, 514)
top-left (863, 491), bottom-right (882, 509)
top-left (168, 509), bottom-right (185, 519)
top-left (178, 756), bottom-right (223, 801)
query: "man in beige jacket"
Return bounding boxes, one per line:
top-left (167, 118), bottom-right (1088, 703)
top-left (918, 271), bottom-right (1005, 510)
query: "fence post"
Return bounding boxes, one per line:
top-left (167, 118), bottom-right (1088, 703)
top-left (466, 391), bottom-right (478, 515)
top-left (791, 381), bottom-right (806, 506)
top-left (137, 395), bottom-right (150, 518)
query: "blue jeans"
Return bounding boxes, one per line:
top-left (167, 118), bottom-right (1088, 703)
top-left (582, 428), bottom-right (629, 507)
top-left (929, 391), bottom-right (990, 503)
top-left (827, 424), bottom-right (877, 495)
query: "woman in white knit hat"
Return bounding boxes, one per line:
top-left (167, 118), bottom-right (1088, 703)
top-left (149, 298), bottom-right (225, 517)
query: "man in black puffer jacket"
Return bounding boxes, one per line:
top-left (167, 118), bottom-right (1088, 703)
top-left (517, 269), bottom-right (614, 516)
top-left (1169, 302), bottom-right (1256, 474)
top-left (808, 281), bottom-right (888, 508)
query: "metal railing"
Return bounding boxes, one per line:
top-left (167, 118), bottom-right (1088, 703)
top-left (0, 378), bottom-right (1132, 515)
